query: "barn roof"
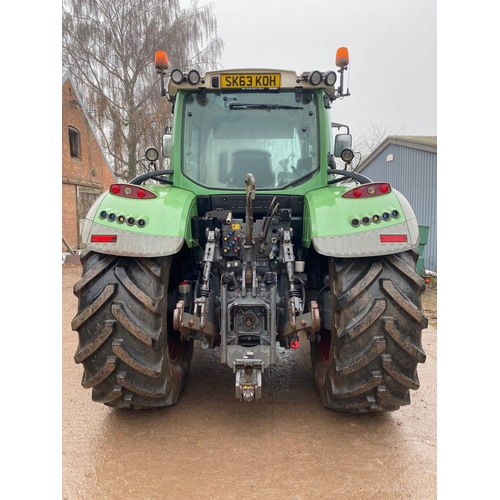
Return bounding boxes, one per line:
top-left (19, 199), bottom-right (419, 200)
top-left (62, 68), bottom-right (116, 181)
top-left (355, 135), bottom-right (437, 173)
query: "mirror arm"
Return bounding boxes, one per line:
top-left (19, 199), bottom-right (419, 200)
top-left (327, 169), bottom-right (371, 185)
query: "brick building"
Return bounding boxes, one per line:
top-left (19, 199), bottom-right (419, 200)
top-left (62, 68), bottom-right (116, 251)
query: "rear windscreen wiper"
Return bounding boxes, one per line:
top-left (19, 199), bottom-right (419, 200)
top-left (228, 103), bottom-right (303, 111)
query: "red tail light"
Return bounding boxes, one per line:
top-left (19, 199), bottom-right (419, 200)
top-left (109, 184), bottom-right (156, 199)
top-left (343, 183), bottom-right (391, 199)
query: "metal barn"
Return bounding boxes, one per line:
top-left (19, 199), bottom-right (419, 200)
top-left (354, 136), bottom-right (437, 273)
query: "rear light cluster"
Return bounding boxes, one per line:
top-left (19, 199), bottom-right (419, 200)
top-left (99, 211), bottom-right (147, 228)
top-left (342, 183), bottom-right (391, 199)
top-left (351, 210), bottom-right (399, 228)
top-left (109, 184), bottom-right (156, 199)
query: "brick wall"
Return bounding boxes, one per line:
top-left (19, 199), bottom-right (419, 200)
top-left (62, 183), bottom-right (77, 250)
top-left (62, 77), bottom-right (115, 250)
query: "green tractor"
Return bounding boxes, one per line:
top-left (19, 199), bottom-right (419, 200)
top-left (71, 47), bottom-right (427, 413)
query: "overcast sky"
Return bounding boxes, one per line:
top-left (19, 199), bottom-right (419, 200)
top-left (181, 0), bottom-right (437, 143)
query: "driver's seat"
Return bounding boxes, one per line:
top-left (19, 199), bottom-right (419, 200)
top-left (227, 150), bottom-right (275, 188)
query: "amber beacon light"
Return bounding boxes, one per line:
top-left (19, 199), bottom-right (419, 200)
top-left (155, 50), bottom-right (169, 72)
top-left (335, 47), bottom-right (349, 68)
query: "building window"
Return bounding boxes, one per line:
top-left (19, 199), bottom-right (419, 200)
top-left (69, 127), bottom-right (81, 158)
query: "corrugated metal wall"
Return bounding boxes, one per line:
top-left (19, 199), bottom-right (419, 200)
top-left (359, 145), bottom-right (437, 272)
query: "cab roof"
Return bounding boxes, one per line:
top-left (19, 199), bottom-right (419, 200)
top-left (166, 68), bottom-right (339, 98)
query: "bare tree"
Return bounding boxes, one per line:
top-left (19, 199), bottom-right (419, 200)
top-left (62, 0), bottom-right (224, 180)
top-left (354, 122), bottom-right (406, 167)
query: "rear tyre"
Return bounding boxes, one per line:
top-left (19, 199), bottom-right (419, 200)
top-left (310, 251), bottom-right (427, 413)
top-left (71, 251), bottom-right (193, 409)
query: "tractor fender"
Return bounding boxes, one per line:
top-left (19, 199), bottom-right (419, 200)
top-left (80, 185), bottom-right (197, 257)
top-left (302, 185), bottom-right (420, 258)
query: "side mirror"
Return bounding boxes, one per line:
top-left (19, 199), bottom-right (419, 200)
top-left (334, 133), bottom-right (352, 157)
top-left (162, 134), bottom-right (172, 158)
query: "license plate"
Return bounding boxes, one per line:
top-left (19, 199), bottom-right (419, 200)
top-left (221, 73), bottom-right (281, 89)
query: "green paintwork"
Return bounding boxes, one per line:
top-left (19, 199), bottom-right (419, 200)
top-left (91, 185), bottom-right (197, 245)
top-left (302, 186), bottom-right (406, 248)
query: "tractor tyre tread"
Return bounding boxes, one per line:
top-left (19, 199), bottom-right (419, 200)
top-left (311, 250), bottom-right (427, 413)
top-left (72, 250), bottom-right (193, 409)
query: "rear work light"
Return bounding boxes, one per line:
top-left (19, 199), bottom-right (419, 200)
top-left (109, 184), bottom-right (156, 199)
top-left (91, 235), bottom-right (117, 243)
top-left (342, 183), bottom-right (391, 199)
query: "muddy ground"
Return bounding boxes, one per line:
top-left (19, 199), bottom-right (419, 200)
top-left (62, 264), bottom-right (437, 499)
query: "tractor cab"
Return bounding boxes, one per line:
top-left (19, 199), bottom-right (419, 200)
top-left (155, 48), bottom-right (353, 193)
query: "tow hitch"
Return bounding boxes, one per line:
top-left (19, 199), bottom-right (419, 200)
top-left (234, 350), bottom-right (264, 402)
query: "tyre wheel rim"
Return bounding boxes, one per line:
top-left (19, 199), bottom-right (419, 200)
top-left (167, 336), bottom-right (184, 363)
top-left (318, 328), bottom-right (331, 365)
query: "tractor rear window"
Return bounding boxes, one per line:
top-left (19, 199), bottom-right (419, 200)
top-left (182, 90), bottom-right (319, 190)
